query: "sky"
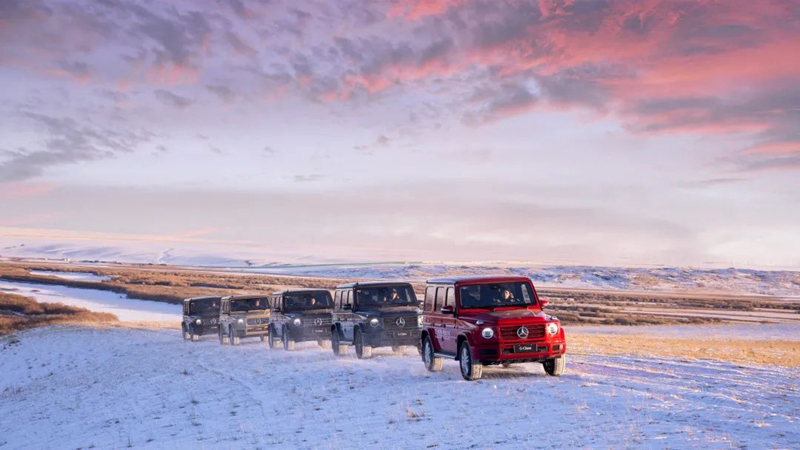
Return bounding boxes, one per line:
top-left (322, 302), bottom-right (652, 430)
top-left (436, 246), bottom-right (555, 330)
top-left (0, 0), bottom-right (799, 268)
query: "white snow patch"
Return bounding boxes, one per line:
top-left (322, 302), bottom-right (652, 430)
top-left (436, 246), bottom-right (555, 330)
top-left (29, 270), bottom-right (111, 282)
top-left (0, 327), bottom-right (797, 449)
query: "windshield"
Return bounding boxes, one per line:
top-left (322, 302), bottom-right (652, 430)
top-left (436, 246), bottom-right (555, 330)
top-left (230, 298), bottom-right (269, 312)
top-left (284, 292), bottom-right (333, 311)
top-left (190, 298), bottom-right (220, 315)
top-left (458, 282), bottom-right (537, 309)
top-left (356, 285), bottom-right (417, 307)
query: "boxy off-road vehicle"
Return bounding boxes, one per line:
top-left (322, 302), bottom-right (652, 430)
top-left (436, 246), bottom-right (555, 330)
top-left (420, 276), bottom-right (566, 380)
top-left (182, 296), bottom-right (222, 341)
top-left (331, 281), bottom-right (422, 359)
top-left (267, 289), bottom-right (333, 351)
top-left (218, 295), bottom-right (271, 346)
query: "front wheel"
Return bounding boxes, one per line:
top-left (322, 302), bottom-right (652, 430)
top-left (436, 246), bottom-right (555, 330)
top-left (422, 336), bottom-right (443, 372)
top-left (268, 326), bottom-right (280, 349)
top-left (543, 355), bottom-right (566, 376)
top-left (459, 341), bottom-right (483, 381)
top-left (283, 327), bottom-right (296, 351)
top-left (332, 329), bottom-right (348, 356)
top-left (354, 329), bottom-right (372, 359)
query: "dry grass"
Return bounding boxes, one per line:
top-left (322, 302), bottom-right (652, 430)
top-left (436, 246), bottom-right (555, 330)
top-left (570, 332), bottom-right (800, 368)
top-left (0, 292), bottom-right (117, 335)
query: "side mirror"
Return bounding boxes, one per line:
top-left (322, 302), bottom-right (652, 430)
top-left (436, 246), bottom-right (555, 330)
top-left (440, 305), bottom-right (454, 315)
top-left (540, 299), bottom-right (549, 309)
top-left (343, 304), bottom-right (352, 310)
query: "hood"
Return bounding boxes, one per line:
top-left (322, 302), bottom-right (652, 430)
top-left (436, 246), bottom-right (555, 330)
top-left (356, 306), bottom-right (420, 315)
top-left (461, 308), bottom-right (549, 324)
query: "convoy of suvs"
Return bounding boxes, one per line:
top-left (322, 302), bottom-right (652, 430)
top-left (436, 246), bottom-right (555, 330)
top-left (181, 275), bottom-right (567, 381)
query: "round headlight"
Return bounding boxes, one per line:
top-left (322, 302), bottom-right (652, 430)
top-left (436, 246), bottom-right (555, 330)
top-left (293, 318), bottom-right (302, 326)
top-left (195, 319), bottom-right (202, 325)
top-left (237, 319), bottom-right (244, 324)
top-left (481, 327), bottom-right (494, 339)
top-left (369, 318), bottom-right (380, 327)
top-left (547, 322), bottom-right (559, 336)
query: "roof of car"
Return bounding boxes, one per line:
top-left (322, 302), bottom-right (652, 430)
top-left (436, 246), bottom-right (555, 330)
top-left (222, 294), bottom-right (270, 300)
top-left (183, 296), bottom-right (222, 303)
top-left (271, 288), bottom-right (331, 295)
top-left (426, 275), bottom-right (533, 285)
top-left (335, 281), bottom-right (414, 289)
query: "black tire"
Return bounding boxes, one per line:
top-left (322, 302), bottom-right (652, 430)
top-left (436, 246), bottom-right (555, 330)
top-left (354, 329), bottom-right (372, 359)
top-left (459, 341), bottom-right (483, 381)
top-left (182, 326), bottom-right (191, 341)
top-left (219, 327), bottom-right (229, 345)
top-left (268, 326), bottom-right (280, 349)
top-left (543, 355), bottom-right (566, 376)
top-left (332, 328), bottom-right (348, 356)
top-left (422, 336), bottom-right (443, 372)
top-left (283, 327), bottom-right (296, 351)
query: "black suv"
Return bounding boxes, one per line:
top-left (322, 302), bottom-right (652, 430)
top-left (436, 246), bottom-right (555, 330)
top-left (182, 296), bottom-right (222, 341)
top-left (331, 282), bottom-right (422, 358)
top-left (267, 289), bottom-right (334, 351)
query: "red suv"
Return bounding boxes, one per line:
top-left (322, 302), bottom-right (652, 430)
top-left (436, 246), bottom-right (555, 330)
top-left (420, 276), bottom-right (566, 380)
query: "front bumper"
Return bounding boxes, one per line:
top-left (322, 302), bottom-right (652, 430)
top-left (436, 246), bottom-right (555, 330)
top-left (190, 324), bottom-right (219, 336)
top-left (362, 328), bottom-right (421, 347)
top-left (286, 325), bottom-right (331, 342)
top-left (472, 339), bottom-right (567, 364)
top-left (234, 325), bottom-right (270, 338)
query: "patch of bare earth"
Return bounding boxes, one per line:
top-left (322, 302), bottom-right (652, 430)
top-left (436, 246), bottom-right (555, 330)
top-left (0, 292), bottom-right (117, 335)
top-left (570, 332), bottom-right (800, 368)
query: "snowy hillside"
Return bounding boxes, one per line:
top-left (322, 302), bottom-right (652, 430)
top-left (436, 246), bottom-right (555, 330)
top-left (1, 326), bottom-right (797, 449)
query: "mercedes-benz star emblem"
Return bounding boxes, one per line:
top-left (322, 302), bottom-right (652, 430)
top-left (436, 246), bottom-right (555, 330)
top-left (254, 318), bottom-right (261, 325)
top-left (517, 326), bottom-right (529, 339)
top-left (314, 318), bottom-right (323, 326)
top-left (396, 317), bottom-right (406, 327)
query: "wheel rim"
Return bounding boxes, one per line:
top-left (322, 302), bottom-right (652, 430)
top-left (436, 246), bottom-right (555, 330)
top-left (460, 345), bottom-right (470, 375)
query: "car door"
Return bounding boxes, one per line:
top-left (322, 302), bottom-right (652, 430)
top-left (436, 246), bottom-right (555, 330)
top-left (440, 287), bottom-right (460, 354)
top-left (342, 290), bottom-right (355, 342)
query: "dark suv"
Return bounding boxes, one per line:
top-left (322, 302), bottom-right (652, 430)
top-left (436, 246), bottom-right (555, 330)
top-left (218, 295), bottom-right (271, 346)
top-left (268, 289), bottom-right (334, 351)
top-left (331, 282), bottom-right (422, 359)
top-left (420, 276), bottom-right (566, 380)
top-left (182, 296), bottom-right (222, 341)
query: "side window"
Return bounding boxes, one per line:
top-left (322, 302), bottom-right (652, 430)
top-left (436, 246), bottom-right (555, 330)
top-left (424, 286), bottom-right (435, 312)
top-left (434, 287), bottom-right (445, 311)
top-left (445, 288), bottom-right (455, 308)
top-left (334, 290), bottom-right (341, 309)
top-left (345, 291), bottom-right (352, 307)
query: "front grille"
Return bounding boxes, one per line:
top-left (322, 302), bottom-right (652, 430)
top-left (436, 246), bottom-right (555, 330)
top-left (383, 316), bottom-right (418, 329)
top-left (500, 324), bottom-right (546, 341)
top-left (247, 318), bottom-right (268, 325)
top-left (304, 316), bottom-right (332, 326)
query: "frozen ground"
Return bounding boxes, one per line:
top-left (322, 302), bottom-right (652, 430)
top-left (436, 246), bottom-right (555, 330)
top-left (1, 326), bottom-right (797, 450)
top-left (29, 270), bottom-right (111, 282)
top-left (0, 280), bottom-right (180, 322)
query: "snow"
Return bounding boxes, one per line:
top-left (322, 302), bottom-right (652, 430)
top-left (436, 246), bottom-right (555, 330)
top-left (1, 326), bottom-right (797, 449)
top-left (29, 270), bottom-right (111, 282)
top-left (0, 280), bottom-right (180, 322)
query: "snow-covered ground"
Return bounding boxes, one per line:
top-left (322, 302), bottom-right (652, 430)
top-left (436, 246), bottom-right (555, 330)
top-left (0, 280), bottom-right (180, 322)
top-left (29, 270), bottom-right (111, 282)
top-left (1, 326), bottom-right (797, 450)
